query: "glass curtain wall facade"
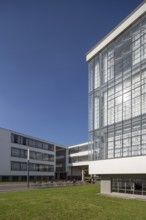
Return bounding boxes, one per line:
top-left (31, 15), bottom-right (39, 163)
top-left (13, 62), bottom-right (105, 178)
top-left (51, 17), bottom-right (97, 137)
top-left (88, 14), bottom-right (146, 161)
top-left (112, 178), bottom-right (146, 195)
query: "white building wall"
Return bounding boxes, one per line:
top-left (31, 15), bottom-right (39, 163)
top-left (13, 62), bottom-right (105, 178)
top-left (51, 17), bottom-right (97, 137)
top-left (68, 142), bottom-right (89, 178)
top-left (0, 127), bottom-right (89, 180)
top-left (0, 128), bottom-right (11, 175)
top-left (0, 128), bottom-right (56, 178)
top-left (89, 156), bottom-right (146, 175)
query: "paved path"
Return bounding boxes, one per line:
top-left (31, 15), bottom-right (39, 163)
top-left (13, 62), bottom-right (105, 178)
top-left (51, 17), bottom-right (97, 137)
top-left (101, 192), bottom-right (146, 201)
top-left (0, 183), bottom-right (33, 192)
top-left (0, 182), bottom-right (91, 192)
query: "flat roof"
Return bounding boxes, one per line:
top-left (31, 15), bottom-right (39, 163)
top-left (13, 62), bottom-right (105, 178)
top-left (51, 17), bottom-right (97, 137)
top-left (86, 1), bottom-right (146, 62)
top-left (68, 142), bottom-right (88, 149)
top-left (0, 127), bottom-right (66, 147)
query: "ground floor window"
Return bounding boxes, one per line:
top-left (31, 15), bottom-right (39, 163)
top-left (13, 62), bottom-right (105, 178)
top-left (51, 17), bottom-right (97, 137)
top-left (112, 178), bottom-right (146, 195)
top-left (2, 176), bottom-right (9, 182)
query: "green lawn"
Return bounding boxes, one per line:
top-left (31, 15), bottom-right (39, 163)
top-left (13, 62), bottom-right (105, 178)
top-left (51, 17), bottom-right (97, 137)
top-left (0, 184), bottom-right (146, 220)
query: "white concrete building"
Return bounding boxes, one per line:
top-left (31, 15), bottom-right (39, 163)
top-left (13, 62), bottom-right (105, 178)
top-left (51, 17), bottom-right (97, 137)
top-left (0, 127), bottom-right (89, 182)
top-left (0, 128), bottom-right (61, 181)
top-left (68, 142), bottom-right (89, 180)
top-left (86, 1), bottom-right (146, 195)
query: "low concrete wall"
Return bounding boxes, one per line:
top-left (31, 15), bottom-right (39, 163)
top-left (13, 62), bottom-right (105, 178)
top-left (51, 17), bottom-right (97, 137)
top-left (101, 177), bottom-right (111, 194)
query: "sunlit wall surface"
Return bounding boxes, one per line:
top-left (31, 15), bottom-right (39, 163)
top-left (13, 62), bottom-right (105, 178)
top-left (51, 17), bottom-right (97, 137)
top-left (88, 14), bottom-right (146, 160)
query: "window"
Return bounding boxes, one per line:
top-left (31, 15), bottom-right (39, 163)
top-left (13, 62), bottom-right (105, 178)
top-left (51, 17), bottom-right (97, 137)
top-left (88, 14), bottom-right (146, 161)
top-left (132, 25), bottom-right (141, 66)
top-left (78, 145), bottom-right (88, 152)
top-left (142, 94), bottom-right (146, 114)
top-left (30, 151), bottom-right (35, 160)
top-left (89, 95), bottom-right (94, 131)
top-left (108, 87), bottom-right (114, 100)
top-left (11, 162), bottom-right (20, 171)
top-left (107, 49), bottom-right (114, 81)
top-left (88, 60), bottom-right (94, 92)
top-left (11, 147), bottom-right (27, 159)
top-left (123, 78), bottom-right (131, 93)
top-left (123, 92), bottom-right (131, 120)
top-left (142, 134), bottom-right (146, 144)
top-left (94, 56), bottom-right (100, 89)
top-left (108, 107), bottom-right (114, 125)
top-left (11, 134), bottom-right (19, 144)
top-left (43, 143), bottom-right (48, 150)
top-left (115, 96), bottom-right (122, 122)
top-left (11, 134), bottom-right (54, 152)
top-left (11, 148), bottom-right (20, 157)
top-left (141, 29), bottom-right (146, 61)
top-left (94, 96), bottom-right (99, 129)
top-left (48, 144), bottom-right (54, 151)
top-left (132, 97), bottom-right (141, 117)
top-left (108, 149), bottom-right (114, 158)
top-left (123, 53), bottom-right (132, 75)
top-left (132, 136), bottom-right (141, 156)
top-left (103, 91), bottom-right (107, 126)
top-left (108, 88), bottom-right (115, 125)
top-left (49, 155), bottom-right (54, 162)
top-left (115, 148), bottom-right (122, 158)
top-left (142, 145), bottom-right (146, 154)
top-left (132, 24), bottom-right (146, 66)
top-left (69, 147), bottom-right (78, 154)
top-left (123, 100), bottom-right (131, 120)
top-left (132, 87), bottom-right (140, 98)
top-left (142, 70), bottom-right (146, 84)
top-left (20, 163), bottom-right (27, 171)
top-left (142, 84), bottom-right (146, 94)
top-left (36, 141), bottom-right (42, 149)
top-left (11, 161), bottom-right (54, 172)
top-left (20, 149), bottom-right (27, 158)
top-left (36, 152), bottom-right (42, 160)
top-left (102, 52), bottom-right (108, 83)
top-left (108, 141), bottom-right (114, 150)
top-left (123, 147), bottom-right (131, 157)
top-left (115, 83), bottom-right (122, 97)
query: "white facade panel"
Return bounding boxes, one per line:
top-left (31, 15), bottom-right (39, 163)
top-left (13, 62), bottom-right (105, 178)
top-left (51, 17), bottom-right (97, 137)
top-left (69, 142), bottom-right (88, 149)
top-left (0, 128), bottom-right (11, 175)
top-left (69, 161), bottom-right (89, 167)
top-left (69, 151), bottom-right (88, 157)
top-left (89, 156), bottom-right (146, 175)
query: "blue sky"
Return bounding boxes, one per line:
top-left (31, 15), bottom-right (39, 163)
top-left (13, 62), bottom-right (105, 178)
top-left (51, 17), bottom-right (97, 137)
top-left (0, 0), bottom-right (143, 146)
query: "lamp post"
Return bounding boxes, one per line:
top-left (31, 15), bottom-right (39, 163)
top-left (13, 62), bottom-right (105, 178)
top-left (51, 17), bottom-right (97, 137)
top-left (27, 149), bottom-right (30, 189)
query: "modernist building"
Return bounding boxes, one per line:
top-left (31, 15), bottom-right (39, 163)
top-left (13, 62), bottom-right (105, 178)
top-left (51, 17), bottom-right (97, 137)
top-left (86, 1), bottom-right (146, 195)
top-left (0, 128), bottom-right (56, 182)
top-left (68, 142), bottom-right (89, 180)
top-left (0, 127), bottom-right (89, 182)
top-left (56, 145), bottom-right (68, 180)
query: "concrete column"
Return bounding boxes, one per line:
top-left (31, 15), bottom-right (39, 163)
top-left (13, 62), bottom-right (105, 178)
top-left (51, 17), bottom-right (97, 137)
top-left (18, 176), bottom-right (21, 182)
top-left (101, 177), bottom-right (111, 194)
top-left (81, 169), bottom-right (84, 182)
top-left (9, 176), bottom-right (13, 182)
top-left (57, 173), bottom-right (60, 180)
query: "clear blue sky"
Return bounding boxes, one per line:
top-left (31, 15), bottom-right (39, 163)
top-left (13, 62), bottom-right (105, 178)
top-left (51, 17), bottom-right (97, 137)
top-left (0, 0), bottom-right (143, 146)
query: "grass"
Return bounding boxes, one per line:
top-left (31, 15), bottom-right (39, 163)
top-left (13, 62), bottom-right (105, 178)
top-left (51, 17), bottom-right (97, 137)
top-left (0, 184), bottom-right (146, 220)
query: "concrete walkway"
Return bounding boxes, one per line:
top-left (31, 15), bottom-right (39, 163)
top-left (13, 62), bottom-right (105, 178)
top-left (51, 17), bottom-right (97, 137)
top-left (100, 192), bottom-right (146, 201)
top-left (0, 183), bottom-right (33, 192)
top-left (0, 181), bottom-right (90, 192)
